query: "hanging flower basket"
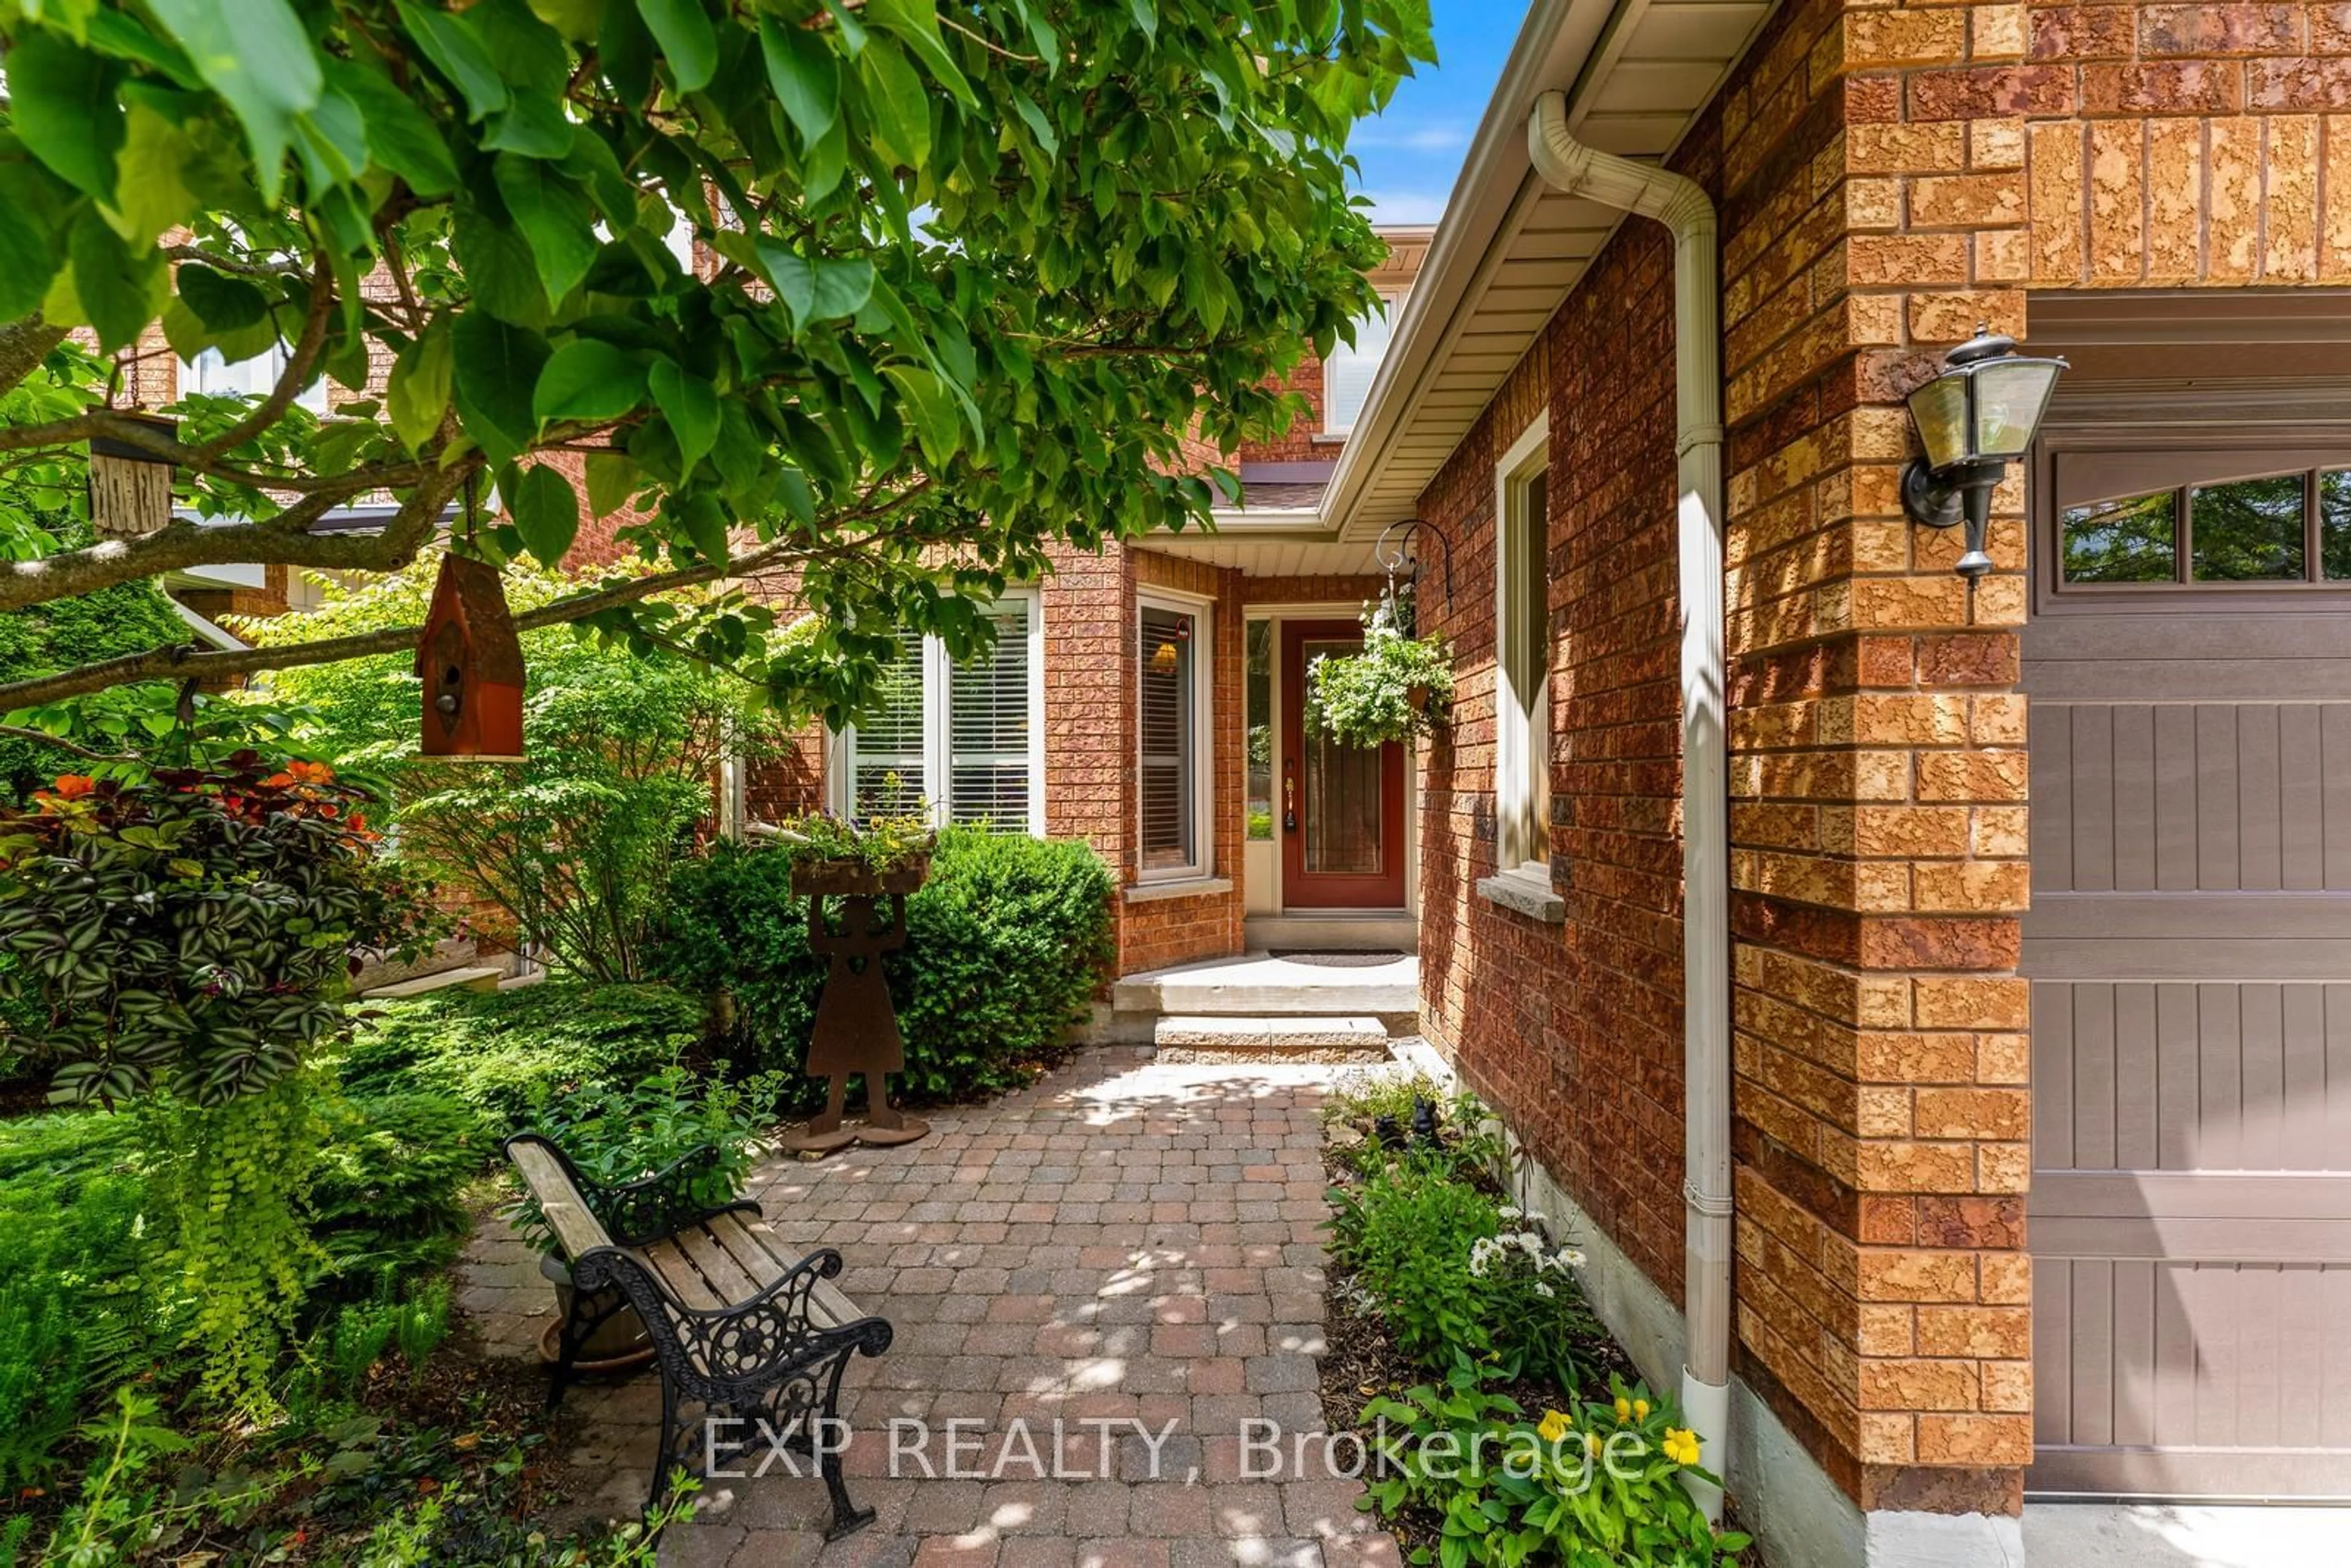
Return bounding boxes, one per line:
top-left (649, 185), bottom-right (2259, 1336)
top-left (1306, 590), bottom-right (1457, 749)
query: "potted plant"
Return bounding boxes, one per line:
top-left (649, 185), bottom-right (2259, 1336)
top-left (513, 1062), bottom-right (783, 1370)
top-left (1305, 589), bottom-right (1457, 749)
top-left (773, 801), bottom-right (937, 898)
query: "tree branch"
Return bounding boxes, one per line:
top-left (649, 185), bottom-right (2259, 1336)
top-left (0, 724), bottom-right (141, 763)
top-left (0, 315), bottom-right (70, 399)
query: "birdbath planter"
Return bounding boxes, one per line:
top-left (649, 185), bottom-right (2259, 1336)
top-left (780, 855), bottom-right (932, 1157)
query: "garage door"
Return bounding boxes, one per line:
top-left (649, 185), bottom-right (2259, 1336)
top-left (2024, 391), bottom-right (2351, 1499)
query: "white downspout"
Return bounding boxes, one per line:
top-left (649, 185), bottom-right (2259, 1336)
top-left (1527, 89), bottom-right (1733, 1518)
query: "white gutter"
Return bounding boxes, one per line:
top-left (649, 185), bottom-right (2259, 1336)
top-left (1527, 88), bottom-right (1733, 1518)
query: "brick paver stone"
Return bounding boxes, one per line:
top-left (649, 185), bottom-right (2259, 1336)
top-left (454, 1049), bottom-right (1404, 1568)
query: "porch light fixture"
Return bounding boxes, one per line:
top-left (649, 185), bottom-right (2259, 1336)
top-left (1900, 324), bottom-right (2067, 581)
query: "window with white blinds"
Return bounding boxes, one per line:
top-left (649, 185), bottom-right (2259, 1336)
top-left (849, 628), bottom-right (928, 816)
top-left (948, 601), bottom-right (1033, 827)
top-left (1322, 293), bottom-right (1397, 436)
top-left (1138, 598), bottom-right (1209, 879)
top-left (180, 342), bottom-right (332, 413)
top-left (839, 593), bottom-right (1042, 833)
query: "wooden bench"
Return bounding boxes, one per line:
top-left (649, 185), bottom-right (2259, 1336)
top-left (504, 1134), bottom-right (893, 1536)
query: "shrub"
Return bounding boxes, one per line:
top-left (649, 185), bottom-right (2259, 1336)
top-left (514, 1062), bottom-right (782, 1254)
top-left (1330, 1152), bottom-right (1599, 1390)
top-left (309, 1086), bottom-right (487, 1291)
top-left (0, 1110), bottom-right (181, 1488)
top-left (339, 981), bottom-right (708, 1133)
top-left (648, 827), bottom-right (1115, 1104)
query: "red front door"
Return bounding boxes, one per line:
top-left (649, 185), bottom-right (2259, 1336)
top-left (1280, 620), bottom-right (1408, 909)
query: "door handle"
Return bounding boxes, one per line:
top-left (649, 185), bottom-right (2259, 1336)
top-left (1283, 760), bottom-right (1297, 833)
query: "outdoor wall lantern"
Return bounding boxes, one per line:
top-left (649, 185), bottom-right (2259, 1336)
top-left (1900, 324), bottom-right (2067, 581)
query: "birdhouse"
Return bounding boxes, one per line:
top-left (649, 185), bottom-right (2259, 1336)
top-left (88, 413), bottom-right (180, 539)
top-left (415, 552), bottom-right (525, 761)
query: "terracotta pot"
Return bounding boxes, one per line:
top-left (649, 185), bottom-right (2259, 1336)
top-left (1406, 684), bottom-right (1430, 712)
top-left (538, 1251), bottom-right (654, 1371)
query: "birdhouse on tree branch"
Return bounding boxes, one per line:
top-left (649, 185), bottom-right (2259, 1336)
top-left (88, 413), bottom-right (179, 539)
top-left (415, 552), bottom-right (525, 761)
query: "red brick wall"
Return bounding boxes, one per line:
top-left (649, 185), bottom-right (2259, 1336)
top-left (1243, 574), bottom-right (1387, 609)
top-left (1414, 221), bottom-right (1694, 1306)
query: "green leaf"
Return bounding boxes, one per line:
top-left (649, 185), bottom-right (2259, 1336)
top-left (326, 58), bottom-right (461, 195)
top-left (857, 39), bottom-right (931, 170)
top-left (648, 360), bottom-right (720, 473)
top-left (388, 319), bottom-right (456, 451)
top-left (451, 313), bottom-right (552, 465)
top-left (584, 449), bottom-right (640, 517)
top-left (637, 0), bottom-right (718, 94)
top-left (758, 19), bottom-right (840, 149)
top-left (883, 364), bottom-right (960, 468)
top-left (1011, 94), bottom-right (1059, 157)
top-left (67, 208), bottom-right (167, 353)
top-left (175, 263), bottom-right (271, 336)
top-left (752, 242), bottom-right (874, 329)
top-left (396, 0), bottom-right (511, 121)
top-left (864, 0), bottom-right (977, 107)
top-left (509, 464), bottom-right (581, 565)
top-left (669, 490), bottom-right (728, 560)
top-left (8, 31), bottom-right (127, 199)
top-left (0, 200), bottom-right (60, 322)
top-left (493, 153), bottom-right (600, 304)
top-left (106, 100), bottom-right (198, 243)
top-left (146, 0), bottom-right (323, 203)
top-left (533, 338), bottom-right (647, 424)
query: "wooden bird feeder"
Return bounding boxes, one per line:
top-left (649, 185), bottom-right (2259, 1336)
top-left (88, 413), bottom-right (180, 539)
top-left (415, 552), bottom-right (526, 762)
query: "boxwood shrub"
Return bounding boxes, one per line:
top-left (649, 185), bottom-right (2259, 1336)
top-left (650, 827), bottom-right (1114, 1105)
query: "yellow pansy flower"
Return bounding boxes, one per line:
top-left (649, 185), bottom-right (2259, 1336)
top-left (1663, 1428), bottom-right (1702, 1466)
top-left (1537, 1409), bottom-right (1571, 1444)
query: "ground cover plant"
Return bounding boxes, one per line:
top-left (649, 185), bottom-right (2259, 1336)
top-left (1319, 1076), bottom-right (1751, 1568)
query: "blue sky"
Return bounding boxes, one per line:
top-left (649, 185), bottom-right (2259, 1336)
top-left (1349, 5), bottom-right (1531, 225)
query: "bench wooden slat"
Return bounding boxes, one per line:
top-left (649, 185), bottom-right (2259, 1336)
top-left (678, 1222), bottom-right (765, 1303)
top-left (637, 1239), bottom-right (727, 1310)
top-left (511, 1141), bottom-right (613, 1259)
top-left (705, 1212), bottom-right (855, 1329)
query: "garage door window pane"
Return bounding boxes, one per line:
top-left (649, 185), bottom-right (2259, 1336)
top-left (2323, 470), bottom-right (2351, 580)
top-left (2191, 473), bottom-right (2307, 582)
top-left (2063, 490), bottom-right (2177, 583)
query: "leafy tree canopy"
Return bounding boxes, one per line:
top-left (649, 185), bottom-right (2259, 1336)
top-left (0, 0), bottom-right (1431, 724)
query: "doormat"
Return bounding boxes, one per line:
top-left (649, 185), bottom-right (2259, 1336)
top-left (1267, 950), bottom-right (1408, 966)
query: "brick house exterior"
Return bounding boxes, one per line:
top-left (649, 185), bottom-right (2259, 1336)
top-left (1267, 1), bottom-right (2351, 1564)
top-left (746, 233), bottom-right (1434, 978)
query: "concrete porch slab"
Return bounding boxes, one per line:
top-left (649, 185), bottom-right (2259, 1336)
top-left (2023, 1502), bottom-right (2351, 1566)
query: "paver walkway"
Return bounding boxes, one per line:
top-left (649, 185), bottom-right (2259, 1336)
top-left (456, 1048), bottom-right (1404, 1568)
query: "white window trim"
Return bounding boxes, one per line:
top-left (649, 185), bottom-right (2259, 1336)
top-left (828, 587), bottom-right (1046, 835)
top-left (1320, 290), bottom-right (1400, 438)
top-left (1493, 412), bottom-right (1551, 884)
top-left (1136, 587), bottom-right (1215, 884)
top-left (179, 342), bottom-right (331, 414)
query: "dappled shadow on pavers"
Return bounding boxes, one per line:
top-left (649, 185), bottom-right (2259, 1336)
top-left (457, 1048), bottom-right (1415, 1568)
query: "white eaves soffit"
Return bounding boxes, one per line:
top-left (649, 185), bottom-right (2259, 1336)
top-left (1319, 0), bottom-right (1775, 544)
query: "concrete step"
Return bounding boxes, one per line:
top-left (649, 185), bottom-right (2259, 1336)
top-left (361, 965), bottom-right (505, 1001)
top-left (1152, 1015), bottom-right (1391, 1062)
top-left (1112, 951), bottom-right (1418, 1018)
top-left (1243, 910), bottom-right (1419, 953)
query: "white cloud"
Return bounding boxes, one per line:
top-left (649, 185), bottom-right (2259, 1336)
top-left (1358, 189), bottom-right (1452, 225)
top-left (1351, 120), bottom-right (1472, 152)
